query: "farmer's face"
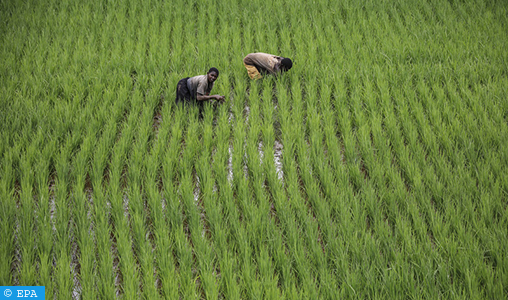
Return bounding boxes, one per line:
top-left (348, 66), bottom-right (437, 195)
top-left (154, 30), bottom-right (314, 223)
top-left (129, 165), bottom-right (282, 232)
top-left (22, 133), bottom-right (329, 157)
top-left (207, 71), bottom-right (218, 83)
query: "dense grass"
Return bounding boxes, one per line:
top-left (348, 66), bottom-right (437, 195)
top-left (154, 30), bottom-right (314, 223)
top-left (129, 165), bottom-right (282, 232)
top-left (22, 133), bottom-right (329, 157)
top-left (1, 0), bottom-right (507, 298)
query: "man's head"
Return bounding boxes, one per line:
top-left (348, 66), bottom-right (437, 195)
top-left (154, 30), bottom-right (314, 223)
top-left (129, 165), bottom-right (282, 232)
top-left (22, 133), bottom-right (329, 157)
top-left (207, 67), bottom-right (219, 83)
top-left (281, 58), bottom-right (292, 71)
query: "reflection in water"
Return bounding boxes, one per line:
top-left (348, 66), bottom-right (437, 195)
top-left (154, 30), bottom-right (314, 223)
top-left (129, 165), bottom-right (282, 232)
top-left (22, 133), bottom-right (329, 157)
top-left (194, 175), bottom-right (201, 203)
top-left (224, 139), bottom-right (284, 184)
top-left (274, 140), bottom-right (284, 182)
top-left (228, 145), bottom-right (233, 184)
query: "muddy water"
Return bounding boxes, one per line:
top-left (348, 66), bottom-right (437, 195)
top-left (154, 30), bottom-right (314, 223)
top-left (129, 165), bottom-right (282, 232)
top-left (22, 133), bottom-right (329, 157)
top-left (194, 175), bottom-right (201, 204)
top-left (274, 140), bottom-right (284, 182)
top-left (244, 105), bottom-right (250, 124)
top-left (228, 145), bottom-right (233, 184)
top-left (257, 140), bottom-right (284, 182)
top-left (227, 104), bottom-right (284, 183)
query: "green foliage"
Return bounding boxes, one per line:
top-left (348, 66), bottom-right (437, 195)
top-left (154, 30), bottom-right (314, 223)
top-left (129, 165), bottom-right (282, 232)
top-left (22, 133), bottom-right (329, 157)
top-left (0, 0), bottom-right (507, 298)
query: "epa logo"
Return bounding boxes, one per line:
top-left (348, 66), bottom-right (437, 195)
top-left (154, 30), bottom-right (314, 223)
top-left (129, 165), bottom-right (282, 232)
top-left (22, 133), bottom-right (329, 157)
top-left (4, 289), bottom-right (12, 297)
top-left (1, 286), bottom-right (44, 298)
top-left (16, 290), bottom-right (39, 297)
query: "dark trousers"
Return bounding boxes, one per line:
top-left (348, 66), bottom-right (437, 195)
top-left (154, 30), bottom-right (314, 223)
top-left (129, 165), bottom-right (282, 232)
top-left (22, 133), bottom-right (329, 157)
top-left (175, 77), bottom-right (205, 115)
top-left (175, 77), bottom-right (191, 105)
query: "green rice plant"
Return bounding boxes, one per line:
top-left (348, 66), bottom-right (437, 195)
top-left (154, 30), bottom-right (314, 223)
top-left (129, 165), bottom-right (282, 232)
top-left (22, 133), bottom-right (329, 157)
top-left (34, 138), bottom-right (56, 295)
top-left (17, 140), bottom-right (39, 286)
top-left (146, 106), bottom-right (180, 299)
top-left (53, 139), bottom-right (76, 299)
top-left (70, 133), bottom-right (97, 299)
top-left (127, 133), bottom-right (159, 299)
top-left (142, 151), bottom-right (168, 299)
top-left (106, 112), bottom-right (142, 299)
top-left (211, 109), bottom-right (244, 267)
top-left (179, 130), bottom-right (216, 298)
top-left (0, 149), bottom-right (17, 286)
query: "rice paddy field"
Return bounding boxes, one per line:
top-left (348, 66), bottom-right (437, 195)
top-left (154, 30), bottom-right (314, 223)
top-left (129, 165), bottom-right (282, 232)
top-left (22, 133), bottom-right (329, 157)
top-left (1, 0), bottom-right (507, 298)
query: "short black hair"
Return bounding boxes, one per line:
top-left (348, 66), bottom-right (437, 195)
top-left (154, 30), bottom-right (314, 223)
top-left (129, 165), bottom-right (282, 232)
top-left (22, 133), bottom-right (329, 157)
top-left (281, 58), bottom-right (292, 71)
top-left (208, 67), bottom-right (219, 76)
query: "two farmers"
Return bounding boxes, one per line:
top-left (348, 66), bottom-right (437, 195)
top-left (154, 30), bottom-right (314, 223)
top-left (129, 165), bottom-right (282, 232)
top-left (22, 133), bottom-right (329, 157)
top-left (175, 52), bottom-right (292, 106)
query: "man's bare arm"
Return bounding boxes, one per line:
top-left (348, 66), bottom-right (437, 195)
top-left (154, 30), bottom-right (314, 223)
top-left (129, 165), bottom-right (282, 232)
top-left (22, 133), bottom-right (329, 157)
top-left (196, 94), bottom-right (225, 101)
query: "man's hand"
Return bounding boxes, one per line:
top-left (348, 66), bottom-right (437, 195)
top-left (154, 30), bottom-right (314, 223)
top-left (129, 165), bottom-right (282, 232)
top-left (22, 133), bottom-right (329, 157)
top-left (215, 95), bottom-right (225, 101)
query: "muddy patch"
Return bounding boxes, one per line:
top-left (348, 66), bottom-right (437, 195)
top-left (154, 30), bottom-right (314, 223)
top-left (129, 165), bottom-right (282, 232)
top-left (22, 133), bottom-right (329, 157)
top-left (228, 144), bottom-right (234, 184)
top-left (274, 140), bottom-right (284, 182)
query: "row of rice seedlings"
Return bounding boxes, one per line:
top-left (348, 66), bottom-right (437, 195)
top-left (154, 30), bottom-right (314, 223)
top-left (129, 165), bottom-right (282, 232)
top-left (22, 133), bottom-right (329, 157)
top-left (454, 84), bottom-right (507, 192)
top-left (259, 81), bottom-right (304, 297)
top-left (180, 111), bottom-right (219, 299)
top-left (129, 82), bottom-right (164, 299)
top-left (127, 131), bottom-right (158, 298)
top-left (319, 73), bottom-right (356, 226)
top-left (303, 78), bottom-right (354, 298)
top-left (447, 77), bottom-right (505, 194)
top-left (378, 83), bottom-right (414, 217)
top-left (33, 136), bottom-right (57, 296)
top-left (229, 102), bottom-right (258, 299)
top-left (283, 74), bottom-right (326, 296)
top-left (357, 74), bottom-right (410, 248)
top-left (241, 81), bottom-right (283, 298)
top-left (171, 0), bottom-right (203, 75)
top-left (70, 130), bottom-right (96, 298)
top-left (195, 108), bottom-right (224, 299)
top-left (60, 69), bottom-right (130, 299)
top-left (143, 97), bottom-right (175, 297)
top-left (212, 106), bottom-right (247, 299)
top-left (408, 79), bottom-right (459, 215)
top-left (244, 110), bottom-right (284, 299)
top-left (218, 81), bottom-right (255, 299)
top-left (16, 134), bottom-right (45, 286)
top-left (91, 182), bottom-right (116, 299)
top-left (283, 144), bottom-right (323, 297)
top-left (229, 79), bottom-right (274, 299)
top-left (52, 137), bottom-right (75, 299)
top-left (52, 82), bottom-right (115, 299)
top-left (244, 90), bottom-right (269, 298)
top-left (160, 106), bottom-right (197, 299)
top-left (317, 75), bottom-right (372, 297)
top-left (110, 168), bottom-right (138, 299)
top-left (164, 108), bottom-right (200, 298)
top-left (407, 79), bottom-right (459, 203)
top-left (0, 148), bottom-right (18, 285)
top-left (87, 87), bottom-right (133, 298)
top-left (340, 70), bottom-right (413, 296)
top-left (107, 88), bottom-right (149, 299)
top-left (52, 90), bottom-right (97, 297)
top-left (276, 83), bottom-right (330, 297)
top-left (320, 74), bottom-right (375, 233)
top-left (369, 69), bottom-right (412, 233)
top-left (154, 103), bottom-right (182, 299)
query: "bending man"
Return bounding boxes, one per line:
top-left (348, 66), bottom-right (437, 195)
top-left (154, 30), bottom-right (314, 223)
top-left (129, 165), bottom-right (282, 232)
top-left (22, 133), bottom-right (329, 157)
top-left (175, 67), bottom-right (225, 108)
top-left (243, 52), bottom-right (292, 79)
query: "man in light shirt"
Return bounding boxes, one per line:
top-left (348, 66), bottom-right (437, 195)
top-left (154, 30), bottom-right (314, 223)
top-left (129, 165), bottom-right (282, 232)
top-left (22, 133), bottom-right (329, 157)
top-left (243, 52), bottom-right (293, 79)
top-left (175, 67), bottom-right (225, 107)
